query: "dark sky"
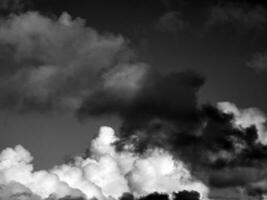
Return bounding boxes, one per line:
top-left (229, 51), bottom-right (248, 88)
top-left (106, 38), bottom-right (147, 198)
top-left (1, 1), bottom-right (267, 199)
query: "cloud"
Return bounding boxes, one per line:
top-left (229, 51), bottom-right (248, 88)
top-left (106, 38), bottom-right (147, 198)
top-left (209, 167), bottom-right (267, 188)
top-left (205, 102), bottom-right (267, 198)
top-left (79, 69), bottom-right (266, 169)
top-left (2, 7), bottom-right (267, 200)
top-left (0, 145), bottom-right (85, 199)
top-left (80, 80), bottom-right (267, 197)
top-left (247, 51), bottom-right (267, 71)
top-left (0, 11), bottom-right (135, 113)
top-left (218, 102), bottom-right (267, 145)
top-left (155, 11), bottom-right (187, 33)
top-left (0, 0), bottom-right (30, 14)
top-left (0, 127), bottom-right (209, 200)
top-left (79, 70), bottom-right (204, 132)
top-left (0, 182), bottom-right (42, 200)
top-left (246, 179), bottom-right (267, 196)
top-left (206, 2), bottom-right (267, 31)
top-left (78, 59), bottom-right (267, 198)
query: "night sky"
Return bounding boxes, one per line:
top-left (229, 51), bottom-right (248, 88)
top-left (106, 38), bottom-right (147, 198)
top-left (1, 1), bottom-right (267, 200)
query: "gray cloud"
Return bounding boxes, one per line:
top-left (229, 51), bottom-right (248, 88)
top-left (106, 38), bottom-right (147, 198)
top-left (0, 11), bottom-right (136, 113)
top-left (155, 11), bottom-right (187, 33)
top-left (0, 0), bottom-right (30, 13)
top-left (0, 182), bottom-right (42, 200)
top-left (247, 51), bottom-right (267, 71)
top-left (206, 2), bottom-right (267, 31)
top-left (0, 127), bottom-right (209, 200)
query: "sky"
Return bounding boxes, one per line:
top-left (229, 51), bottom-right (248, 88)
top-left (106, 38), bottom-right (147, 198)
top-left (1, 0), bottom-right (267, 200)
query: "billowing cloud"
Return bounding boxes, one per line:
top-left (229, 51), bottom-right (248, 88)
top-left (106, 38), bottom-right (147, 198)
top-left (79, 70), bottom-right (204, 134)
top-left (80, 78), bottom-right (267, 198)
top-left (218, 101), bottom-right (267, 145)
top-left (2, 6), bottom-right (267, 200)
top-left (0, 127), bottom-right (209, 200)
top-left (0, 11), bottom-right (137, 112)
top-left (77, 52), bottom-right (267, 198)
top-left (0, 182), bottom-right (42, 200)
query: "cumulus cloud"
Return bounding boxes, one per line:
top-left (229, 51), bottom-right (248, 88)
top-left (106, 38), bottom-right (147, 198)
top-left (0, 127), bottom-right (209, 200)
top-left (218, 101), bottom-right (267, 145)
top-left (79, 61), bottom-right (267, 198)
top-left (2, 6), bottom-right (267, 200)
top-left (247, 51), bottom-right (267, 71)
top-left (0, 11), bottom-right (138, 113)
top-left (205, 102), bottom-right (267, 198)
top-left (0, 182), bottom-right (42, 200)
top-left (80, 91), bottom-right (267, 198)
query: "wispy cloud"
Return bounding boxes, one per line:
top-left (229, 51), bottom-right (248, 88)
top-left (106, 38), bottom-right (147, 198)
top-left (247, 51), bottom-right (267, 71)
top-left (206, 2), bottom-right (267, 31)
top-left (154, 11), bottom-right (187, 33)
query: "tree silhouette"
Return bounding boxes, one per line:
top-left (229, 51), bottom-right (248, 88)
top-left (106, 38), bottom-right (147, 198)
top-left (173, 191), bottom-right (200, 200)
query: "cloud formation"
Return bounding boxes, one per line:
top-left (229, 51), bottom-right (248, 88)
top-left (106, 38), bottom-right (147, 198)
top-left (1, 6), bottom-right (267, 200)
top-left (0, 127), bottom-right (209, 200)
top-left (81, 77), bottom-right (267, 198)
top-left (0, 11), bottom-right (135, 112)
top-left (218, 102), bottom-right (267, 145)
top-left (0, 0), bottom-right (30, 14)
top-left (247, 51), bottom-right (267, 71)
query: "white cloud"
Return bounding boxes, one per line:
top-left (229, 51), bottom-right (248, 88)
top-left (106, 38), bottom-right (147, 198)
top-left (0, 126), bottom-right (210, 200)
top-left (218, 101), bottom-right (267, 145)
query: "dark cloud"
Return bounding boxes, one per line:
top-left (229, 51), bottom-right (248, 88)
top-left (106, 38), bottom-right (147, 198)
top-left (246, 179), bottom-right (267, 197)
top-left (79, 70), bottom-right (266, 168)
top-left (79, 66), bottom-right (267, 197)
top-left (209, 167), bottom-right (267, 188)
top-left (79, 70), bottom-right (205, 153)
